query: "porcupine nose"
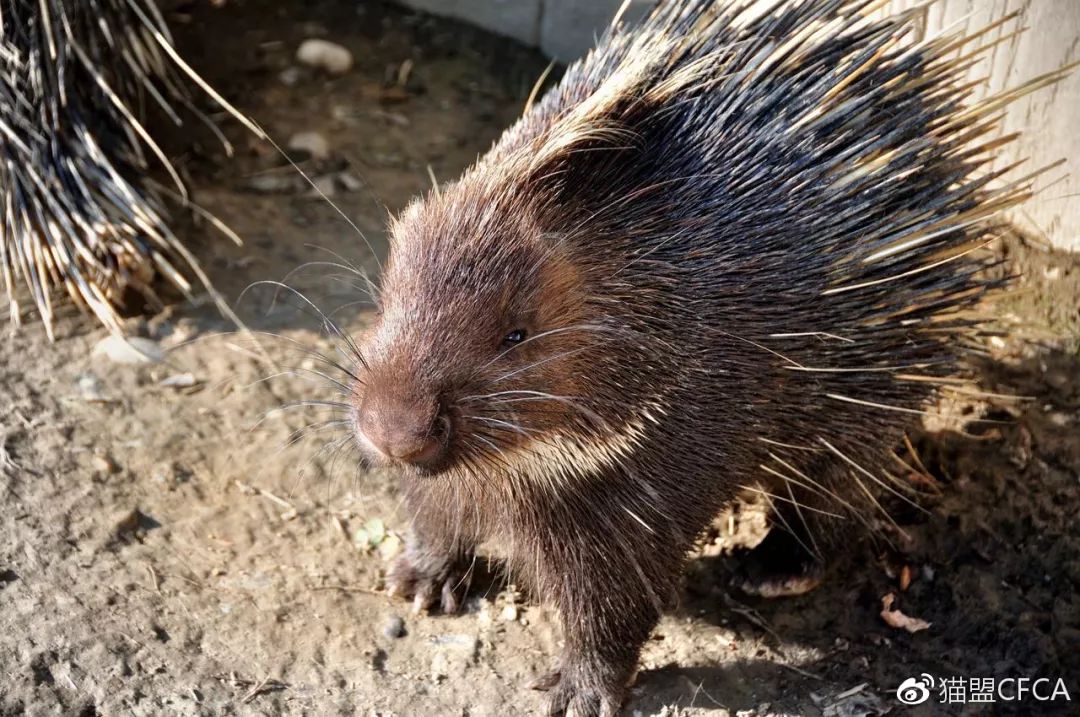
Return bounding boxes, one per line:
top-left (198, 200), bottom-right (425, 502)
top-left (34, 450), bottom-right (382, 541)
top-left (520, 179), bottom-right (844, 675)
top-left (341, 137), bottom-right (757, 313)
top-left (358, 398), bottom-right (448, 467)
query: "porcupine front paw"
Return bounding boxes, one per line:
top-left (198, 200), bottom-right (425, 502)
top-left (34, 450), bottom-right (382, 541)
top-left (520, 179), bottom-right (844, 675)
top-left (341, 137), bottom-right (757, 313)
top-left (531, 662), bottom-right (627, 717)
top-left (387, 544), bottom-right (473, 614)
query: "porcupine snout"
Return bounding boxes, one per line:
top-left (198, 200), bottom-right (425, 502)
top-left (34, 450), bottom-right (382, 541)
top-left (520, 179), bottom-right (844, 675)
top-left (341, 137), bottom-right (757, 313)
top-left (356, 392), bottom-right (450, 468)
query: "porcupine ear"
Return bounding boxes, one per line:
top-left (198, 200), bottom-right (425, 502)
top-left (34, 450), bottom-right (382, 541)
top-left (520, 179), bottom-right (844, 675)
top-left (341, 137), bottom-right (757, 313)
top-left (509, 2), bottom-right (718, 186)
top-left (510, 0), bottom-right (805, 188)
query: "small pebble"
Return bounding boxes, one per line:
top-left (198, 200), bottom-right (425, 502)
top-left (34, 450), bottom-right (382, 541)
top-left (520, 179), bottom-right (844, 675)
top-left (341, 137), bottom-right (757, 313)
top-left (296, 39), bottom-right (353, 75)
top-left (1045, 370), bottom-right (1069, 390)
top-left (75, 373), bottom-right (109, 402)
top-left (311, 174), bottom-right (337, 198)
top-left (151, 462), bottom-right (185, 490)
top-left (243, 173), bottom-right (303, 194)
top-left (382, 615), bottom-right (406, 639)
top-left (430, 633), bottom-right (478, 655)
top-left (337, 172), bottom-right (363, 191)
top-left (91, 453), bottom-right (119, 475)
top-left (476, 599), bottom-right (493, 627)
top-left (287, 131), bottom-right (330, 161)
top-left (159, 373), bottom-right (198, 388)
top-left (279, 66), bottom-right (303, 86)
top-left (93, 335), bottom-right (165, 365)
top-left (430, 652), bottom-right (449, 683)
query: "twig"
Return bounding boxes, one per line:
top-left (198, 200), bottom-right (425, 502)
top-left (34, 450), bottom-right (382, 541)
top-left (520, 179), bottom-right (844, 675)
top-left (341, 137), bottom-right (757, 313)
top-left (235, 480), bottom-right (298, 519)
top-left (310, 584), bottom-right (384, 595)
top-left (779, 660), bottom-right (825, 681)
top-left (240, 675), bottom-right (272, 704)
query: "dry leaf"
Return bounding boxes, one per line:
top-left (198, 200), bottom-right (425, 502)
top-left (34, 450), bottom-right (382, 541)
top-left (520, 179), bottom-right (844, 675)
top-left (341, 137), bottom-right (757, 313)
top-left (881, 592), bottom-right (931, 633)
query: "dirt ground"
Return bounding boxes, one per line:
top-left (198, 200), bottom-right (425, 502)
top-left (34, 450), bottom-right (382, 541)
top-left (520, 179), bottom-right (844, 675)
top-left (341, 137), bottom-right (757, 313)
top-left (2, 1), bottom-right (1079, 715)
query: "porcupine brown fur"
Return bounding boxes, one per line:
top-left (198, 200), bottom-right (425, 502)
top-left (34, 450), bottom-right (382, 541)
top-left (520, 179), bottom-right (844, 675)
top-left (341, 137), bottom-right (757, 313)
top-left (343, 1), bottom-right (1069, 714)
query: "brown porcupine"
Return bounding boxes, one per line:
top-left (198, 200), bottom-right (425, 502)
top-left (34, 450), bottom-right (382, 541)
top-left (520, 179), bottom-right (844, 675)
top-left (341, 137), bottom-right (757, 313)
top-left (343, 1), bottom-right (1066, 714)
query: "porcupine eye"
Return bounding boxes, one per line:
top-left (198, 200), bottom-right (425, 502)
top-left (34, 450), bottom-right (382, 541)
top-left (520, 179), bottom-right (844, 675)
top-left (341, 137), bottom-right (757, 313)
top-left (502, 329), bottom-right (527, 347)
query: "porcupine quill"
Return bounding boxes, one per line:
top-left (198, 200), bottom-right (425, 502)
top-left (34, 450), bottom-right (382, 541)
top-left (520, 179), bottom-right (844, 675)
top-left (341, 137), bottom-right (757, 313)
top-left (336, 2), bottom-right (1074, 715)
top-left (0, 0), bottom-right (261, 338)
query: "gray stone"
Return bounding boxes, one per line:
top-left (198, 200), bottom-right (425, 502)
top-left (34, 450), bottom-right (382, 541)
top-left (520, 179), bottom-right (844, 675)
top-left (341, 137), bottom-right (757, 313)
top-left (400, 0), bottom-right (543, 48)
top-left (382, 615), bottom-right (406, 639)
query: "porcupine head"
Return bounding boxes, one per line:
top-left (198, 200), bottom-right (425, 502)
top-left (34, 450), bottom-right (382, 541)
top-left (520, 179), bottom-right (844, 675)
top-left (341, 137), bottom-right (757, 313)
top-left (347, 0), bottom-right (1054, 714)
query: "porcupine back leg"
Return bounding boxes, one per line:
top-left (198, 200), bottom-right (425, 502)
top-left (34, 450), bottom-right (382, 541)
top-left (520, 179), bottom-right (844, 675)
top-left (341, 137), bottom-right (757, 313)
top-left (732, 456), bottom-right (861, 598)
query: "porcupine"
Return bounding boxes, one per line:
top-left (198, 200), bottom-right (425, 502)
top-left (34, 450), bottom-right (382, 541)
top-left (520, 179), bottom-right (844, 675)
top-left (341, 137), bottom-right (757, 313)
top-left (344, 1), bottom-right (1066, 713)
top-left (0, 0), bottom-right (257, 336)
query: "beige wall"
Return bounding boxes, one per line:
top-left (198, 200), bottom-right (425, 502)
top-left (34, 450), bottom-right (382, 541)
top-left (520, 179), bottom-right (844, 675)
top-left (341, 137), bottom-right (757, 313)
top-left (887, 1), bottom-right (1080, 251)
top-left (399, 0), bottom-right (1080, 251)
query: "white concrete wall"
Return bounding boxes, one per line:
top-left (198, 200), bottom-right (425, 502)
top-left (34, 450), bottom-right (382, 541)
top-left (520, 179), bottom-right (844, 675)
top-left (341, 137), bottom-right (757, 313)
top-left (398, 0), bottom-right (653, 61)
top-left (886, 0), bottom-right (1080, 251)
top-left (398, 0), bottom-right (1080, 252)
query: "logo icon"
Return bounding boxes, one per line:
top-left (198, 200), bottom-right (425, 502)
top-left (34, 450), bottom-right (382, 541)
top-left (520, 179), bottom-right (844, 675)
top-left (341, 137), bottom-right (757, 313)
top-left (897, 674), bottom-right (935, 705)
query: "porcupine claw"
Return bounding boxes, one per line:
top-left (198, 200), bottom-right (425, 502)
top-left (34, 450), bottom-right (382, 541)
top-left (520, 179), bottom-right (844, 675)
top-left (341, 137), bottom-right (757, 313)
top-left (732, 527), bottom-right (825, 598)
top-left (542, 676), bottom-right (620, 717)
top-left (533, 663), bottom-right (624, 717)
top-left (386, 549), bottom-right (472, 614)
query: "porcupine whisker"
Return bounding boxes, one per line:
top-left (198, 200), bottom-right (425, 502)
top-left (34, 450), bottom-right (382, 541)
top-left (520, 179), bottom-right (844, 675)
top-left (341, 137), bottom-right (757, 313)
top-left (485, 399), bottom-right (610, 422)
top-left (460, 390), bottom-right (598, 412)
top-left (467, 394), bottom-right (614, 431)
top-left (317, 273), bottom-right (381, 301)
top-left (276, 261), bottom-right (379, 303)
top-left (241, 280), bottom-right (367, 370)
top-left (461, 390), bottom-right (583, 402)
top-left (252, 414), bottom-right (350, 470)
top-left (278, 399), bottom-right (354, 412)
top-left (289, 251), bottom-right (383, 296)
top-left (476, 324), bottom-right (611, 371)
top-left (469, 434), bottom-right (510, 464)
top-left (241, 330), bottom-right (364, 382)
top-left (283, 420), bottom-right (352, 450)
top-left (285, 428), bottom-right (356, 503)
top-left (464, 415), bottom-right (541, 438)
top-left (247, 400), bottom-right (350, 436)
top-left (327, 299), bottom-right (381, 323)
top-left (489, 348), bottom-right (592, 385)
top-left (242, 370), bottom-right (353, 396)
top-left (304, 243), bottom-right (386, 303)
top-left (245, 124), bottom-right (385, 271)
top-left (295, 432), bottom-right (359, 503)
